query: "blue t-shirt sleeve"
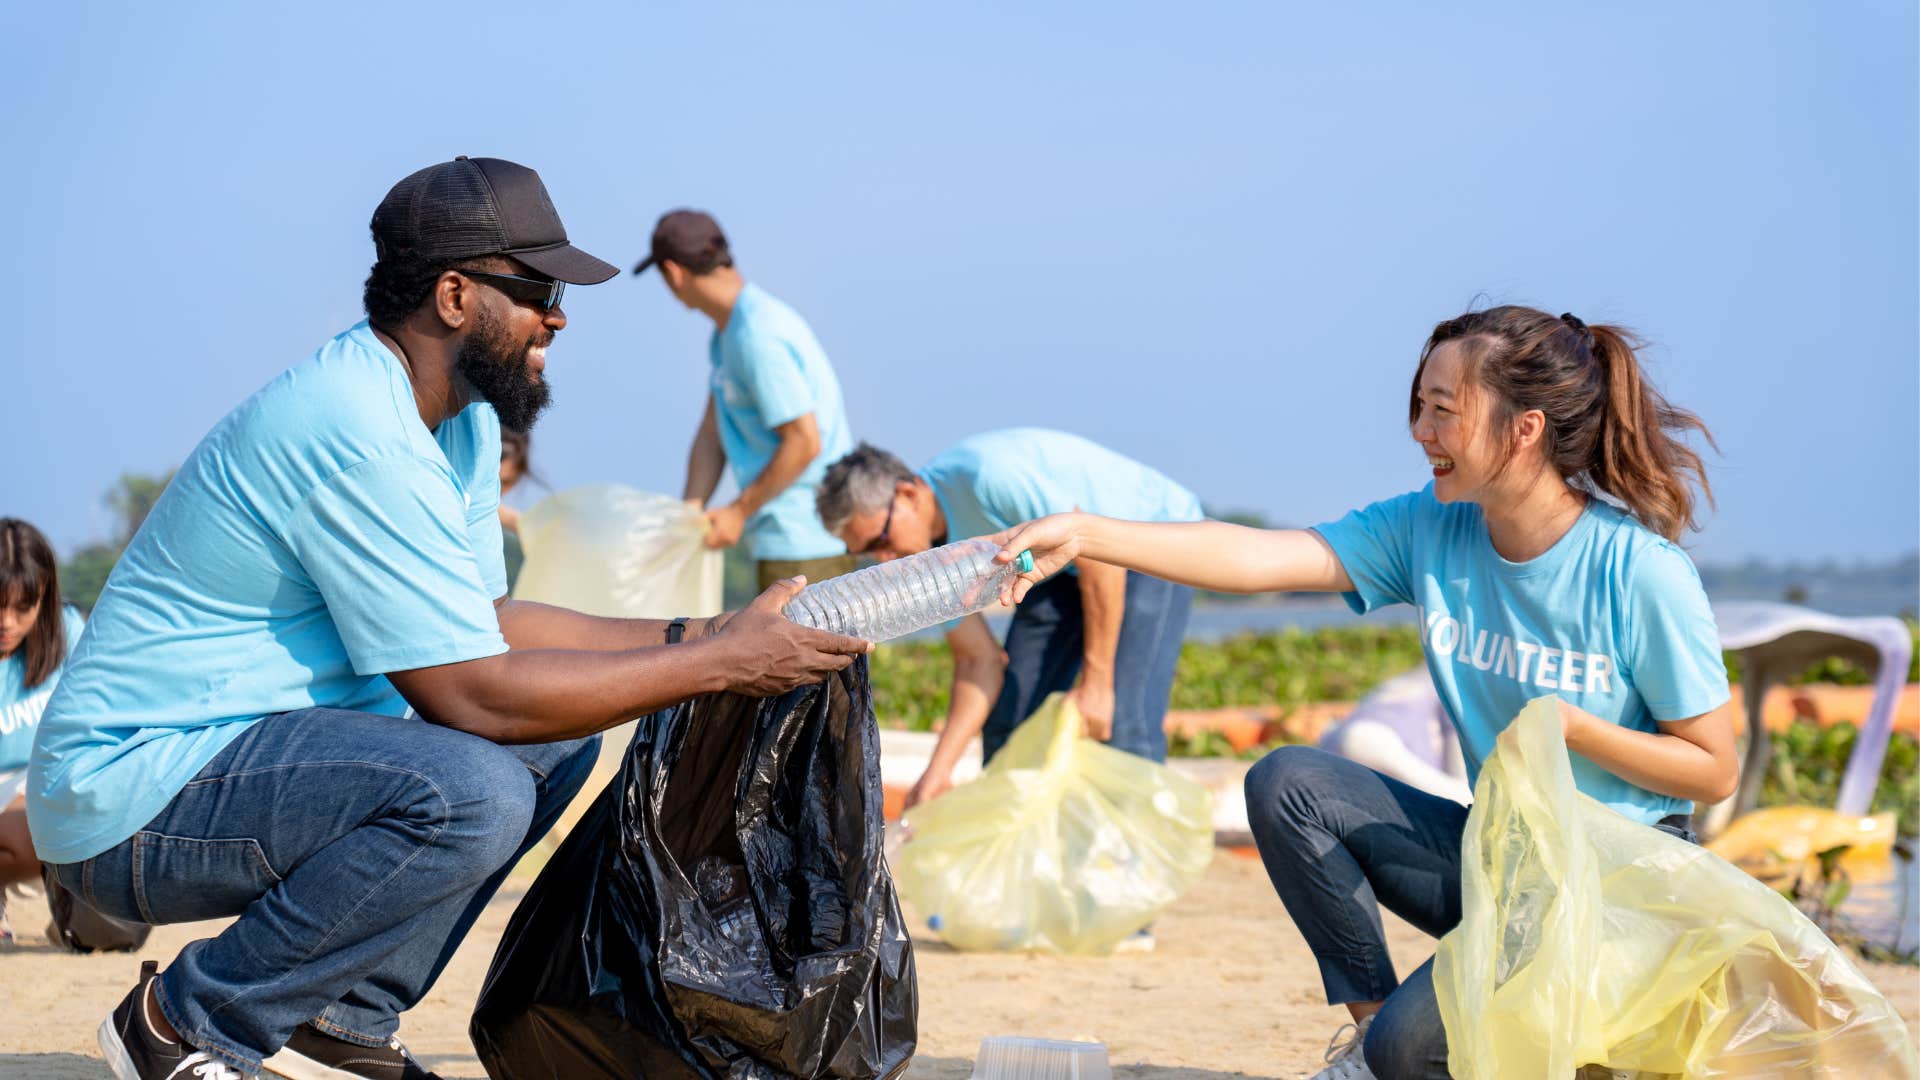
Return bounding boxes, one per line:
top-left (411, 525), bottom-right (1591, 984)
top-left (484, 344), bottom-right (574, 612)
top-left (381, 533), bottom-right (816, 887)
top-left (1311, 490), bottom-right (1422, 614)
top-left (1623, 544), bottom-right (1731, 720)
top-left (728, 331), bottom-right (816, 430)
top-left (462, 415), bottom-right (509, 599)
top-left (281, 457), bottom-right (508, 676)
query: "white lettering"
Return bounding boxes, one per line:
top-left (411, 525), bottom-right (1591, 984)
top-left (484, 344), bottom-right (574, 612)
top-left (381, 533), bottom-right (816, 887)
top-left (1495, 635), bottom-right (1516, 678)
top-left (1431, 617), bottom-right (1460, 655)
top-left (1514, 641), bottom-right (1539, 683)
top-left (1535, 647), bottom-right (1561, 688)
top-left (1470, 630), bottom-right (1497, 671)
top-left (1456, 623), bottom-right (1476, 663)
top-left (1585, 653), bottom-right (1614, 694)
top-left (1560, 650), bottom-right (1583, 692)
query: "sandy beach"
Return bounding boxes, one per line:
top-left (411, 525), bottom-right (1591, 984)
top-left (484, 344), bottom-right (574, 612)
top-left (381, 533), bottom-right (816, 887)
top-left (2, 850), bottom-right (1915, 1080)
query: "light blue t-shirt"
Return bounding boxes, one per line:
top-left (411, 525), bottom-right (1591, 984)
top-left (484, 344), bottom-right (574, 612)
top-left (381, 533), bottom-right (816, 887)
top-left (29, 323), bottom-right (510, 865)
top-left (1314, 486), bottom-right (1730, 826)
top-left (709, 283), bottom-right (854, 561)
top-left (0, 606), bottom-right (86, 774)
top-left (920, 428), bottom-right (1205, 559)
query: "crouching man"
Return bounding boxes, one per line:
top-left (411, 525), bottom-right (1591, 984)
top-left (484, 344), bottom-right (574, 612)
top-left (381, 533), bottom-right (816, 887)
top-left (28, 157), bottom-right (865, 1080)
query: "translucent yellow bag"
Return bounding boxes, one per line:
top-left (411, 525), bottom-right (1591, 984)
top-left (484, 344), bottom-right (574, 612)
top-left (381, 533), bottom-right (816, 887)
top-left (1434, 697), bottom-right (1918, 1079)
top-left (511, 485), bottom-right (722, 619)
top-left (892, 693), bottom-right (1214, 955)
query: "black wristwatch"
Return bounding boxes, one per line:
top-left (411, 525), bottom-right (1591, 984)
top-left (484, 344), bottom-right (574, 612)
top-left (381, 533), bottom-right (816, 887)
top-left (666, 617), bottom-right (689, 644)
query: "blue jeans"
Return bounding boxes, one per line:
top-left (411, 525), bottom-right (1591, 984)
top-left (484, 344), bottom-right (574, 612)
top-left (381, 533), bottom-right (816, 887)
top-left (1243, 745), bottom-right (1697, 1080)
top-left (982, 570), bottom-right (1193, 765)
top-left (50, 708), bottom-right (598, 1075)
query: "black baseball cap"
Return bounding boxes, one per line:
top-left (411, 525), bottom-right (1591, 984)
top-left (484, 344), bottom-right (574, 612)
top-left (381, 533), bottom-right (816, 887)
top-left (632, 209), bottom-right (732, 275)
top-left (372, 156), bottom-right (618, 285)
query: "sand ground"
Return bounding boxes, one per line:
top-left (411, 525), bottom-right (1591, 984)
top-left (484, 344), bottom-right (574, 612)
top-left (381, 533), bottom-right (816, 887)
top-left (2, 853), bottom-right (1916, 1080)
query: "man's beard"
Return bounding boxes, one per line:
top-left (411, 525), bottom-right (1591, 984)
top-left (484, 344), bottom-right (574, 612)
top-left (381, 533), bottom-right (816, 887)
top-left (455, 306), bottom-right (552, 432)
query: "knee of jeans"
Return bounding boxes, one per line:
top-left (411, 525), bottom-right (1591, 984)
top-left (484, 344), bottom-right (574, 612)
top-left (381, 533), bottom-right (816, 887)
top-left (426, 741), bottom-right (538, 874)
top-left (1244, 745), bottom-right (1338, 830)
top-left (1362, 993), bottom-right (1446, 1080)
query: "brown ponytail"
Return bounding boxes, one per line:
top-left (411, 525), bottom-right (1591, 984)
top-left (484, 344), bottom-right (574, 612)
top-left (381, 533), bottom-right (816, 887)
top-left (1410, 306), bottom-right (1716, 542)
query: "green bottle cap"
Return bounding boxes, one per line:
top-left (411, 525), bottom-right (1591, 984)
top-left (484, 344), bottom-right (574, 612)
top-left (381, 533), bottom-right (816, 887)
top-left (1016, 550), bottom-right (1035, 574)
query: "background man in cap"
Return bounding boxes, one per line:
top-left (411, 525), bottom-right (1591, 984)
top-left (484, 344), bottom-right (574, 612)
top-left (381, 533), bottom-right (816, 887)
top-left (815, 430), bottom-right (1204, 824)
top-left (30, 157), bottom-right (866, 1080)
top-left (636, 210), bottom-right (858, 591)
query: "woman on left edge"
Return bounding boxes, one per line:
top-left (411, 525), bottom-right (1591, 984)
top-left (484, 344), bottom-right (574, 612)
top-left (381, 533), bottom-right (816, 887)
top-left (0, 517), bottom-right (87, 946)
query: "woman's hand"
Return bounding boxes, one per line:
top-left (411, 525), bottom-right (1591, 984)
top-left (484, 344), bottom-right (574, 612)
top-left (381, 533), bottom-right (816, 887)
top-left (987, 513), bottom-right (1086, 603)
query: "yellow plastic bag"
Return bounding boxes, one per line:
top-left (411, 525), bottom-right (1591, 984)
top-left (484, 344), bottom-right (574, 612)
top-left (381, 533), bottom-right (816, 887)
top-left (511, 485), bottom-right (722, 619)
top-left (1435, 697), bottom-right (1918, 1079)
top-left (892, 693), bottom-right (1214, 955)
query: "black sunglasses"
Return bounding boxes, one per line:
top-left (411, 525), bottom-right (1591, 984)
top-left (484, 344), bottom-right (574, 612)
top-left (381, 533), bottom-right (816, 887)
top-left (460, 269), bottom-right (566, 311)
top-left (859, 494), bottom-right (898, 555)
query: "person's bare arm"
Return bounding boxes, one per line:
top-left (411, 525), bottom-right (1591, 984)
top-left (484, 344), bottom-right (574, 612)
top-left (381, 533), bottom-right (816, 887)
top-left (706, 413), bottom-right (822, 549)
top-left (493, 597), bottom-right (729, 652)
top-left (1561, 701), bottom-right (1739, 804)
top-left (389, 580), bottom-right (866, 744)
top-left (905, 614), bottom-right (1007, 809)
top-left (1067, 559), bottom-right (1126, 741)
top-left (684, 394), bottom-right (725, 506)
top-left (990, 514), bottom-right (1354, 601)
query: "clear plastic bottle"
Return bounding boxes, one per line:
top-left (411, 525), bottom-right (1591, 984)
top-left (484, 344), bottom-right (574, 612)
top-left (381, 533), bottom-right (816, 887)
top-left (783, 538), bottom-right (1035, 642)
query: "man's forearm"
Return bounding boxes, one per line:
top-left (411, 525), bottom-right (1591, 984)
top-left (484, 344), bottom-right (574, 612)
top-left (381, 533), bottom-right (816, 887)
top-left (495, 598), bottom-right (717, 652)
top-left (934, 659), bottom-right (1003, 764)
top-left (684, 397), bottom-right (725, 504)
top-left (406, 638), bottom-right (741, 744)
top-left (1077, 558), bottom-right (1126, 684)
top-left (732, 418), bottom-right (819, 518)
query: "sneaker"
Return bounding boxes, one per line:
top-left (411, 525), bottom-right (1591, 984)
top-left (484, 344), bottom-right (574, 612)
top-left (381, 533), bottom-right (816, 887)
top-left (97, 959), bottom-right (250, 1079)
top-left (261, 1023), bottom-right (442, 1080)
top-left (1112, 927), bottom-right (1157, 954)
top-left (1307, 1015), bottom-right (1375, 1080)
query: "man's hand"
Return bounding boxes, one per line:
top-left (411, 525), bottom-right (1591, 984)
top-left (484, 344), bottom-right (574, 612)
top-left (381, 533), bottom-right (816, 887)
top-left (1069, 676), bottom-right (1116, 742)
top-left (704, 503), bottom-right (747, 549)
top-left (904, 767), bottom-right (954, 811)
top-left (713, 577), bottom-right (870, 695)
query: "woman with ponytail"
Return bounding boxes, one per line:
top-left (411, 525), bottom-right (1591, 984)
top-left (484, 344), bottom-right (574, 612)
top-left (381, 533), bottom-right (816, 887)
top-left (0, 518), bottom-right (86, 946)
top-left (989, 306), bottom-right (1734, 1080)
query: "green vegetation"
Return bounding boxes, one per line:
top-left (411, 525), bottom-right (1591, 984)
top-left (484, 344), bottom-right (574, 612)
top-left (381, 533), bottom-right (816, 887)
top-left (874, 626), bottom-right (1920, 832)
top-left (1764, 719), bottom-right (1920, 835)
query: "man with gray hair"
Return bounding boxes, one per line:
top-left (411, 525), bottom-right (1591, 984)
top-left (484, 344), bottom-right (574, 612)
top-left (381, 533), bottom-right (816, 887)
top-left (819, 428), bottom-right (1203, 825)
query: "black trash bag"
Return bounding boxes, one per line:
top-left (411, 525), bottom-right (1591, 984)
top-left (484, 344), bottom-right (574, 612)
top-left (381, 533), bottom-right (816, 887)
top-left (471, 658), bottom-right (917, 1080)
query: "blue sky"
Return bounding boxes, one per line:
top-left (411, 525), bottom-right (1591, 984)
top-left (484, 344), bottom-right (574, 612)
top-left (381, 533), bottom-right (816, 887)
top-left (3, 2), bottom-right (1915, 564)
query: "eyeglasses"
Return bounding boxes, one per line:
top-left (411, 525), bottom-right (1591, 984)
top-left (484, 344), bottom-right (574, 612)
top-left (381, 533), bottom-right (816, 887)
top-left (859, 494), bottom-right (898, 555)
top-left (460, 270), bottom-right (566, 311)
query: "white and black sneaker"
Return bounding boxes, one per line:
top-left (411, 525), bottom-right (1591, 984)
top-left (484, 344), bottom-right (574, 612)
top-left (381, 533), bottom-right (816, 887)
top-left (261, 1023), bottom-right (442, 1080)
top-left (98, 960), bottom-right (251, 1079)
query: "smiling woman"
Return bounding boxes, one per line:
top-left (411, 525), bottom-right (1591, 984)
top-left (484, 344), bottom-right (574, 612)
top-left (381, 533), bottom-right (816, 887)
top-left (981, 302), bottom-right (1735, 1079)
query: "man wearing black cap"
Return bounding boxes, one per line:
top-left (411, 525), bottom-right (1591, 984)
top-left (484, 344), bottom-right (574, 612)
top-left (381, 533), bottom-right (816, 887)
top-left (30, 158), bottom-right (867, 1080)
top-left (635, 210), bottom-right (858, 590)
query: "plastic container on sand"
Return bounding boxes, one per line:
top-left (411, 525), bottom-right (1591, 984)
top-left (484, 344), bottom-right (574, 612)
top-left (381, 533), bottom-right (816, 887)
top-left (785, 538), bottom-right (1034, 642)
top-left (970, 1037), bottom-right (1111, 1080)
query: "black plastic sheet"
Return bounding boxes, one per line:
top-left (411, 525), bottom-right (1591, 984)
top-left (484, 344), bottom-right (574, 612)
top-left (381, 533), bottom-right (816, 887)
top-left (471, 659), bottom-right (917, 1079)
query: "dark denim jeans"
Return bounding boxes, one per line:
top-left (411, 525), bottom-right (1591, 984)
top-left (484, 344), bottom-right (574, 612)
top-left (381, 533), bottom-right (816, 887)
top-left (1243, 745), bottom-right (1696, 1080)
top-left (981, 569), bottom-right (1194, 765)
top-left (51, 708), bottom-right (598, 1075)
